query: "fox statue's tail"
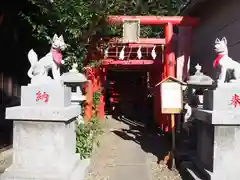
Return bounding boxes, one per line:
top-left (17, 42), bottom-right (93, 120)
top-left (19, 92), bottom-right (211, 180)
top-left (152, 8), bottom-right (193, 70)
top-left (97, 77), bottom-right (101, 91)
top-left (28, 49), bottom-right (38, 66)
top-left (27, 49), bottom-right (38, 78)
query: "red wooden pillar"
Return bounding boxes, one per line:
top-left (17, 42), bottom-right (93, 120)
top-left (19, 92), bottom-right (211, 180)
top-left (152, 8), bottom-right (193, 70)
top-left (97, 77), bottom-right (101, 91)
top-left (92, 68), bottom-right (98, 92)
top-left (98, 95), bottom-right (105, 120)
top-left (84, 80), bottom-right (93, 121)
top-left (162, 23), bottom-right (176, 132)
top-left (97, 67), bottom-right (107, 120)
top-left (164, 22), bottom-right (175, 77)
top-left (100, 67), bottom-right (107, 99)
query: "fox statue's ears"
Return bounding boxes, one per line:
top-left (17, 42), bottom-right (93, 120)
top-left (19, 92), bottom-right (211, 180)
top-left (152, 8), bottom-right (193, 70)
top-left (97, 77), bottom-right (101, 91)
top-left (52, 34), bottom-right (64, 42)
top-left (215, 38), bottom-right (220, 43)
top-left (215, 37), bottom-right (227, 45)
top-left (59, 35), bottom-right (64, 42)
top-left (222, 37), bottom-right (227, 45)
top-left (53, 34), bottom-right (58, 41)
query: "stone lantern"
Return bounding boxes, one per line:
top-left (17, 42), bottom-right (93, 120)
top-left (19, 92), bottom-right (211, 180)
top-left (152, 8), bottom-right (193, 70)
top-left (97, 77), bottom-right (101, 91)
top-left (186, 64), bottom-right (215, 108)
top-left (187, 64), bottom-right (214, 86)
top-left (61, 63), bottom-right (88, 105)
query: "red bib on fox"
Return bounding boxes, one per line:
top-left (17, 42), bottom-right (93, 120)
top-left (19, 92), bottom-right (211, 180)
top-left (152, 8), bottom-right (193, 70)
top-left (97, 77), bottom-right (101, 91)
top-left (52, 48), bottom-right (63, 65)
top-left (213, 54), bottom-right (224, 68)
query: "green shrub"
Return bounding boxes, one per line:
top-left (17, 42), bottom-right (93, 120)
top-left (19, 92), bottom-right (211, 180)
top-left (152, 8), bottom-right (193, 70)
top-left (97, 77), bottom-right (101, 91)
top-left (76, 116), bottom-right (103, 159)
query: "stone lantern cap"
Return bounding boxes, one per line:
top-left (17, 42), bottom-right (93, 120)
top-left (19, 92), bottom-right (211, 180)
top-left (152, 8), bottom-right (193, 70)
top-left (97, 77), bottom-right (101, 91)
top-left (61, 63), bottom-right (88, 83)
top-left (187, 64), bottom-right (214, 86)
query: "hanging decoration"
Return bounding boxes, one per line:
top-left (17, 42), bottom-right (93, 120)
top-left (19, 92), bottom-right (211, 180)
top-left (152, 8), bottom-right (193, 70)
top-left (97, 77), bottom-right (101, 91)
top-left (104, 47), bottom-right (109, 59)
top-left (137, 46), bottom-right (142, 59)
top-left (151, 46), bottom-right (157, 59)
top-left (119, 46), bottom-right (125, 60)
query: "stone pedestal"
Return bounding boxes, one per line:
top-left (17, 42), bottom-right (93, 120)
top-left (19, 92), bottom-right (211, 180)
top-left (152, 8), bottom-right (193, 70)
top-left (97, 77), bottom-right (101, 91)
top-left (182, 84), bottom-right (240, 180)
top-left (0, 81), bottom-right (88, 180)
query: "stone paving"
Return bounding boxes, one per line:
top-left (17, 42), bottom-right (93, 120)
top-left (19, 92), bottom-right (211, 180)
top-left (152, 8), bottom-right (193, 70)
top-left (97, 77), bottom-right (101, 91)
top-left (85, 117), bottom-right (182, 180)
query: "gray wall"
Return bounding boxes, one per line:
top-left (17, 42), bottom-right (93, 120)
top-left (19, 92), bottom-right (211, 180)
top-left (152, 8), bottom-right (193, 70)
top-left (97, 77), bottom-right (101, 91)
top-left (189, 0), bottom-right (240, 78)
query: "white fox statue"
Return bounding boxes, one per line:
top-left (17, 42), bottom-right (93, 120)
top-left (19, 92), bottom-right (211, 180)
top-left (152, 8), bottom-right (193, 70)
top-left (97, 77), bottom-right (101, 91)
top-left (213, 37), bottom-right (240, 84)
top-left (27, 34), bottom-right (67, 84)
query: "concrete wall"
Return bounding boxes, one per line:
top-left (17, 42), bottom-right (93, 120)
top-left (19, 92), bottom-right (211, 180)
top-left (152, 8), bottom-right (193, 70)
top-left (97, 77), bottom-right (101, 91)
top-left (189, 0), bottom-right (240, 78)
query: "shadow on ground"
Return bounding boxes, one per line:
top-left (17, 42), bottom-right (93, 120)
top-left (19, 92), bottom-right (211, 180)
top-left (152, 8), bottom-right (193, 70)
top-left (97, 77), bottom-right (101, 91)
top-left (109, 114), bottom-right (195, 180)
top-left (111, 116), bottom-right (173, 166)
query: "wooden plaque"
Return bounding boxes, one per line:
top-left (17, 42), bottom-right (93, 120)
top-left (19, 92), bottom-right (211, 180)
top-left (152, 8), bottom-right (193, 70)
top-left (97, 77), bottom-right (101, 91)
top-left (122, 19), bottom-right (140, 43)
top-left (161, 81), bottom-right (183, 114)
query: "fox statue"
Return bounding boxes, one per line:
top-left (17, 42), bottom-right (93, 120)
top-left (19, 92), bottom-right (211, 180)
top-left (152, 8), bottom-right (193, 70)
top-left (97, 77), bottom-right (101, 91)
top-left (213, 37), bottom-right (240, 84)
top-left (27, 34), bottom-right (67, 84)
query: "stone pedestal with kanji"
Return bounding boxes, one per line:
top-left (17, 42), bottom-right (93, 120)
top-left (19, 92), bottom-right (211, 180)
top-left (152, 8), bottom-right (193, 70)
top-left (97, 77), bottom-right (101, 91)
top-left (182, 83), bottom-right (240, 180)
top-left (0, 80), bottom-right (89, 180)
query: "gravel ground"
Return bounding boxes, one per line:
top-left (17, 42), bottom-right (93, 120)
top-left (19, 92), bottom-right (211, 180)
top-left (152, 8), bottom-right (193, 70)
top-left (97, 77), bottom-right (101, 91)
top-left (84, 117), bottom-right (183, 180)
top-left (147, 154), bottom-right (182, 180)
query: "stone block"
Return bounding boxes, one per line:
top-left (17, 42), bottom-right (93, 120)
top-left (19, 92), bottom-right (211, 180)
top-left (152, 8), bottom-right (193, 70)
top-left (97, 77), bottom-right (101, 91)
top-left (193, 125), bottom-right (240, 180)
top-left (211, 126), bottom-right (240, 180)
top-left (204, 84), bottom-right (240, 111)
top-left (0, 119), bottom-right (88, 180)
top-left (1, 159), bottom-right (90, 180)
top-left (21, 81), bottom-right (71, 108)
top-left (191, 108), bottom-right (240, 180)
top-left (193, 108), bottom-right (240, 125)
top-left (12, 121), bottom-right (77, 170)
top-left (0, 82), bottom-right (87, 180)
top-left (212, 110), bottom-right (240, 124)
top-left (5, 105), bottom-right (81, 122)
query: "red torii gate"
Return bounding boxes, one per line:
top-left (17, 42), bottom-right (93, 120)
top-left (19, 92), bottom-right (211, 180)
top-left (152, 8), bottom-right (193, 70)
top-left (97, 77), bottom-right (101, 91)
top-left (84, 15), bottom-right (199, 131)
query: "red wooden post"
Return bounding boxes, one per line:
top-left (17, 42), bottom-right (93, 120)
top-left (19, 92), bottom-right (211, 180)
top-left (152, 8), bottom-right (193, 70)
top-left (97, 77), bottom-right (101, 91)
top-left (84, 80), bottom-right (93, 121)
top-left (84, 67), bottom-right (95, 121)
top-left (92, 68), bottom-right (98, 92)
top-left (164, 22), bottom-right (175, 77)
top-left (158, 23), bottom-right (176, 132)
top-left (97, 67), bottom-right (107, 120)
top-left (97, 95), bottom-right (105, 120)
